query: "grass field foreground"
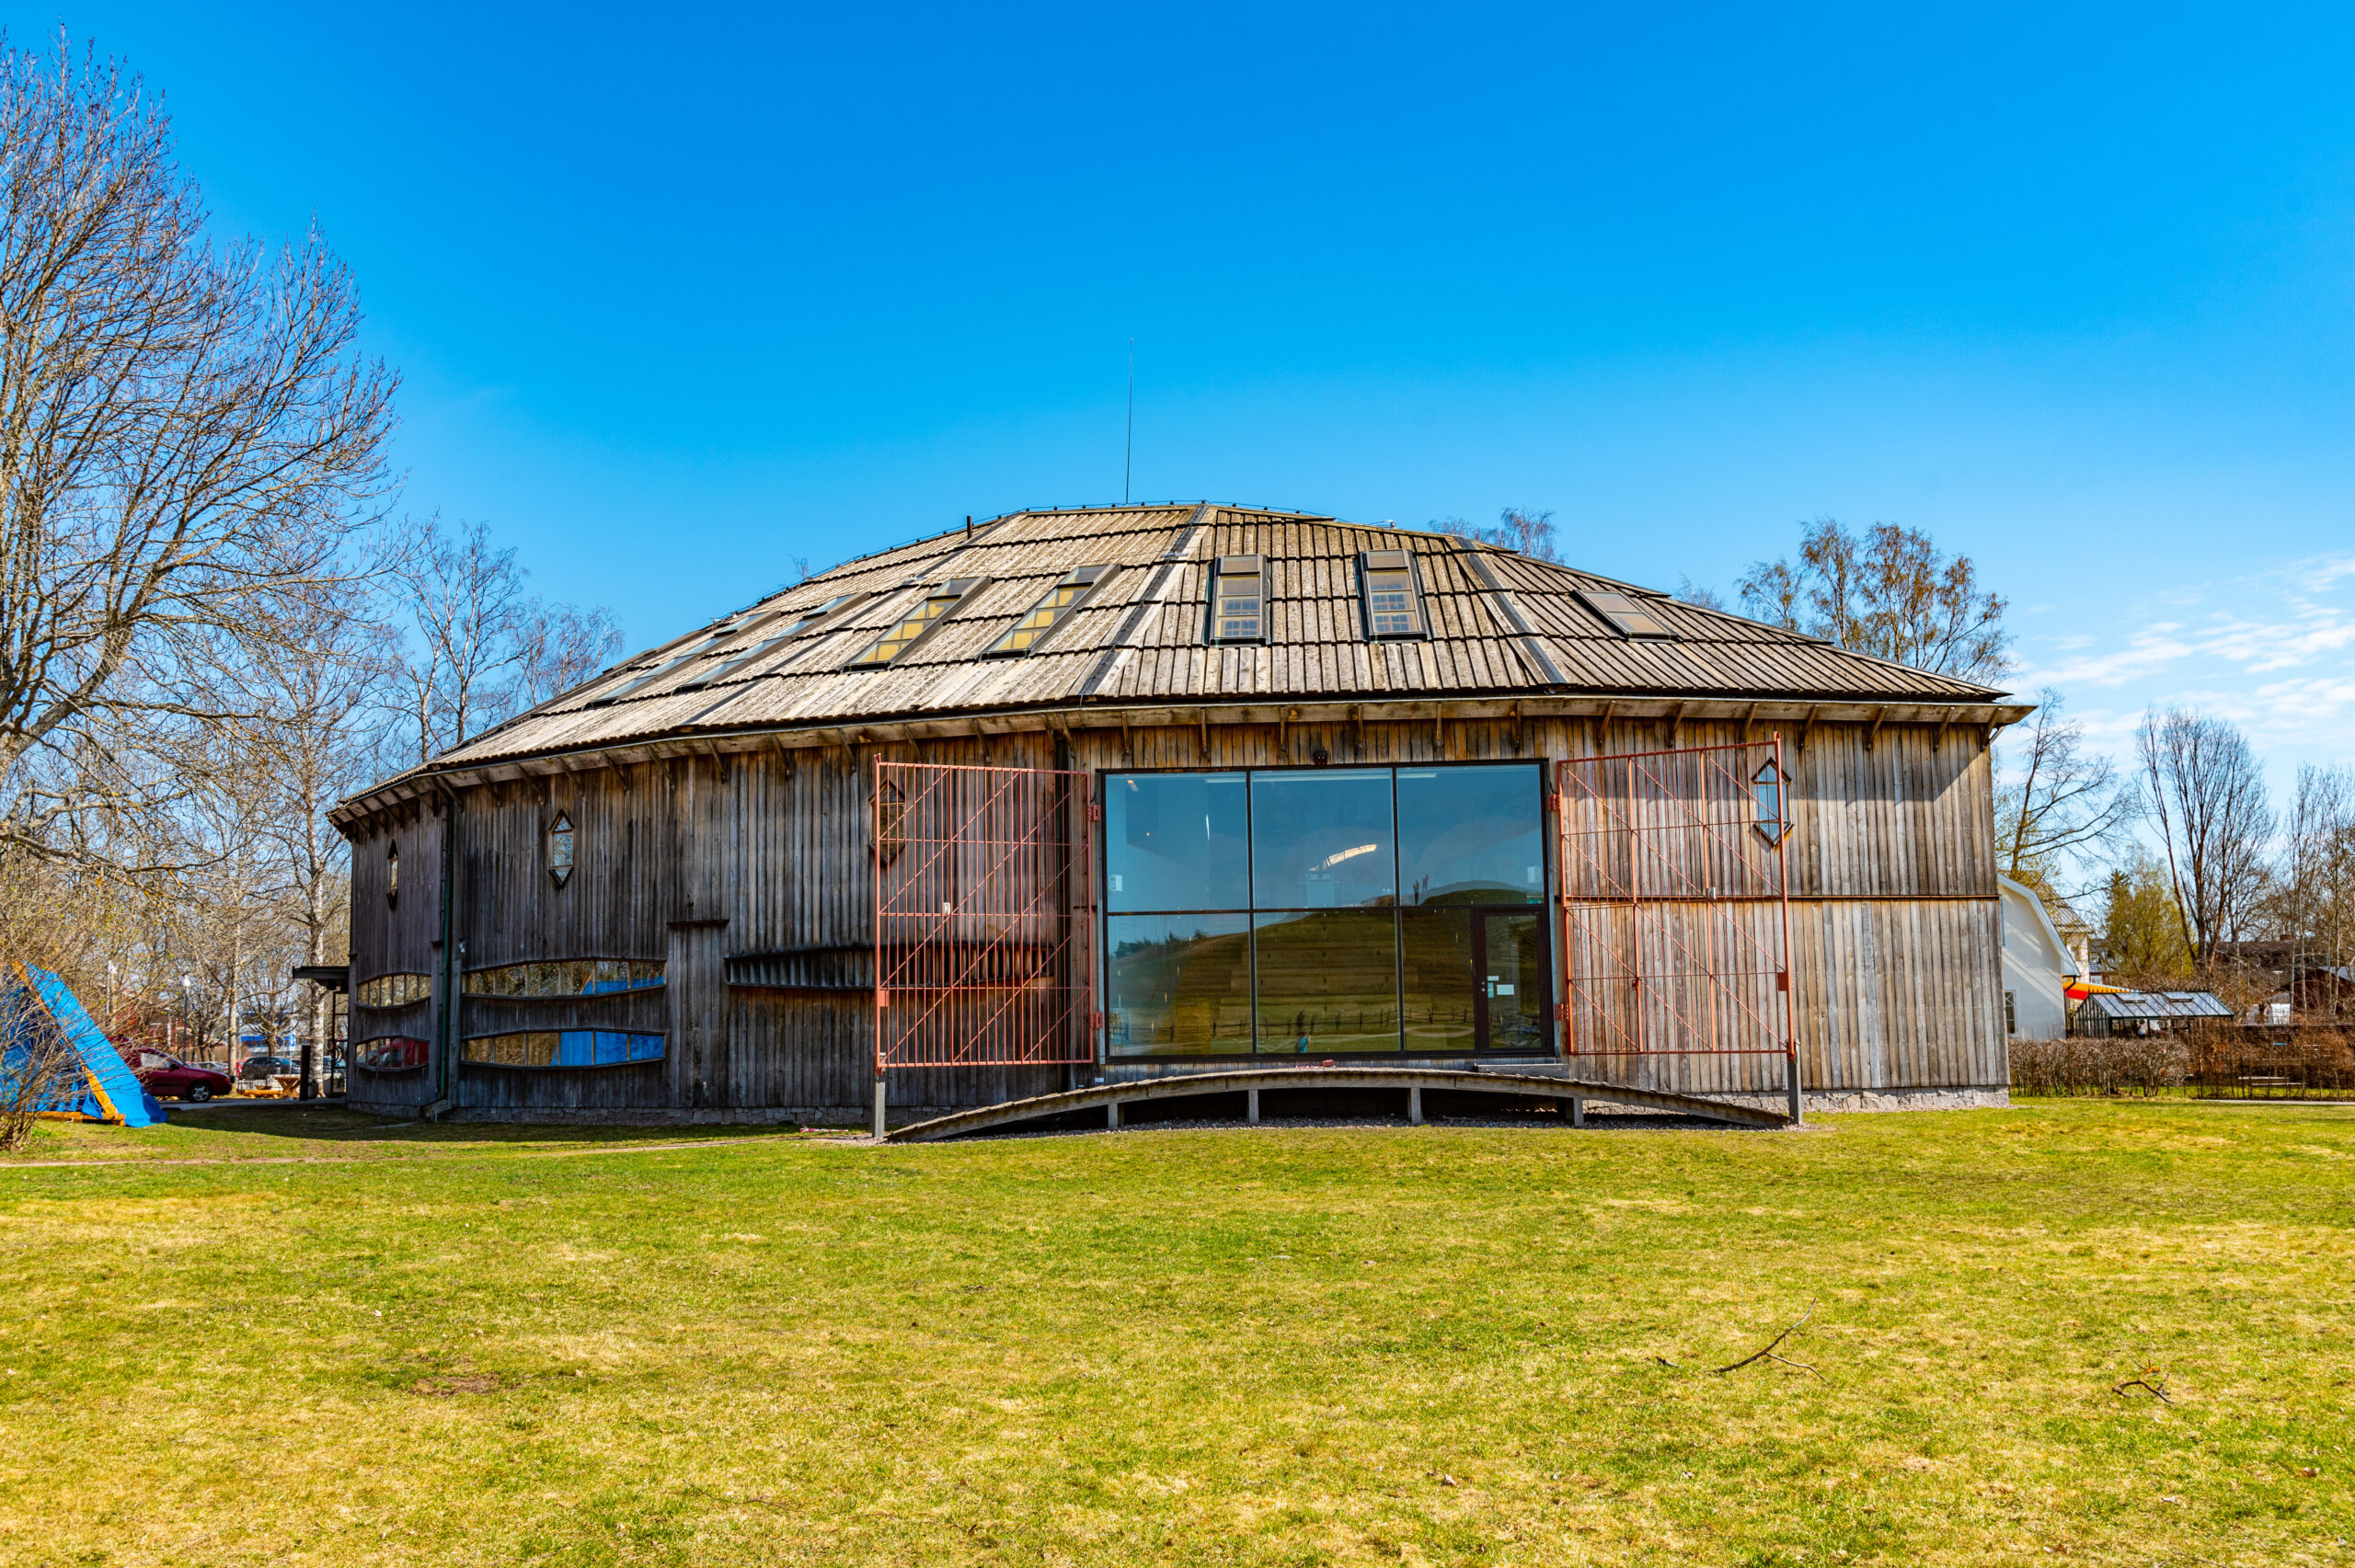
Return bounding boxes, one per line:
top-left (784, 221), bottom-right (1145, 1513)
top-left (0, 1101), bottom-right (2349, 1566)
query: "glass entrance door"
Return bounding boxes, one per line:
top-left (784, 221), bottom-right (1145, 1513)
top-left (1475, 910), bottom-right (1550, 1053)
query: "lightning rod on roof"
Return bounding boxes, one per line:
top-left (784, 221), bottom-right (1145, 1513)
top-left (1124, 338), bottom-right (1134, 506)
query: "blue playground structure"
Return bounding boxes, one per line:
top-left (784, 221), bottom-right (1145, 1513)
top-left (3, 962), bottom-right (167, 1127)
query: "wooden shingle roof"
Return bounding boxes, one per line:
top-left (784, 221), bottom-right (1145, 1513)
top-left (359, 502), bottom-right (2014, 799)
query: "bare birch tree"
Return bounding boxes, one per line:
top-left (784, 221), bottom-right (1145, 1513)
top-left (1738, 518), bottom-right (2009, 682)
top-left (2135, 706), bottom-right (2274, 970)
top-left (0, 32), bottom-right (395, 863)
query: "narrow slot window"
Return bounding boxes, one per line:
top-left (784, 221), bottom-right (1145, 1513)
top-left (1359, 549), bottom-right (1425, 638)
top-left (1577, 589), bottom-right (1677, 639)
top-left (549, 812), bottom-right (575, 886)
top-left (846, 578), bottom-right (982, 667)
top-left (989, 566), bottom-right (1111, 656)
top-left (1209, 555), bottom-right (1265, 643)
top-left (1752, 759), bottom-right (1789, 845)
top-left (682, 593), bottom-right (865, 689)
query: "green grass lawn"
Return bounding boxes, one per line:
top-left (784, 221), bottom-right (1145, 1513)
top-left (0, 1101), bottom-right (2348, 1567)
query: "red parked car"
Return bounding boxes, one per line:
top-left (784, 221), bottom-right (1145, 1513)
top-left (121, 1047), bottom-right (235, 1102)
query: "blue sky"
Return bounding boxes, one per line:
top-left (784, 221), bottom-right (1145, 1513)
top-left (27, 3), bottom-right (2355, 780)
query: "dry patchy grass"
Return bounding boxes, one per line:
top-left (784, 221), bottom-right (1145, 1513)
top-left (0, 1101), bottom-right (2349, 1565)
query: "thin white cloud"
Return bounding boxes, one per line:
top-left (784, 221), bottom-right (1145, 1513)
top-left (2007, 547), bottom-right (2355, 775)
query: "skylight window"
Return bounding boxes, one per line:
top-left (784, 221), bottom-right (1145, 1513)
top-left (846, 578), bottom-right (982, 667)
top-left (596, 622), bottom-right (753, 704)
top-left (1358, 550), bottom-right (1426, 638)
top-left (680, 593), bottom-right (865, 689)
top-left (1577, 589), bottom-right (1677, 640)
top-left (1209, 555), bottom-right (1265, 643)
top-left (990, 566), bottom-right (1112, 657)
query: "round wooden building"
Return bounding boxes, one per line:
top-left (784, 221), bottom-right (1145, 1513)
top-left (329, 503), bottom-right (2029, 1127)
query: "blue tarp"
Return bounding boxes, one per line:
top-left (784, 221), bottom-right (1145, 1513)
top-left (3, 963), bottom-right (167, 1127)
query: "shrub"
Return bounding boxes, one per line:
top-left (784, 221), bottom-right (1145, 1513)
top-left (2188, 1028), bottom-right (2354, 1096)
top-left (2009, 1036), bottom-right (2188, 1097)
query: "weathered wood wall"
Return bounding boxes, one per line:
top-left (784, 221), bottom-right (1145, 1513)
top-left (340, 711), bottom-right (2003, 1120)
top-left (345, 803), bottom-right (443, 1112)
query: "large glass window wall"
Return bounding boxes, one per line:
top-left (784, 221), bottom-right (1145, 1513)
top-left (1103, 762), bottom-right (1549, 1058)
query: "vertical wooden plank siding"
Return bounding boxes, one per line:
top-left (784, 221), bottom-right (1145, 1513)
top-left (342, 714), bottom-right (2003, 1120)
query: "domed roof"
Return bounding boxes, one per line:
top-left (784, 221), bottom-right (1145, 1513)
top-left (342, 501), bottom-right (2015, 816)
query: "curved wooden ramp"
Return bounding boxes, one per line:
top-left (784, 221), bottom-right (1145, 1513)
top-left (881, 1065), bottom-right (1788, 1143)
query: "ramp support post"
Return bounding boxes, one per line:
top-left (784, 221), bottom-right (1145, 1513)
top-left (1107, 1101), bottom-right (1120, 1130)
top-left (1569, 1094), bottom-right (1585, 1127)
top-left (873, 1074), bottom-right (886, 1140)
top-left (1408, 1085), bottom-right (1423, 1125)
top-left (1785, 1054), bottom-right (1803, 1127)
top-left (1246, 1088), bottom-right (1259, 1125)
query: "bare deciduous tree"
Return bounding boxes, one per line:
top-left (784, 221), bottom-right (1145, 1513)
top-left (1994, 688), bottom-right (2131, 899)
top-left (0, 974), bottom-right (82, 1150)
top-left (386, 515), bottom-right (621, 765)
top-left (1738, 518), bottom-right (2009, 682)
top-left (514, 598), bottom-right (623, 712)
top-left (2135, 706), bottom-right (2274, 970)
top-left (1674, 576), bottom-right (1727, 611)
top-left (1437, 507), bottom-right (1563, 563)
top-left (2273, 763), bottom-right (2355, 1011)
top-left (218, 586), bottom-right (393, 1093)
top-left (0, 33), bottom-right (396, 861)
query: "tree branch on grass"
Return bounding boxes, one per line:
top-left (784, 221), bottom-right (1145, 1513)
top-left (1712, 1306), bottom-right (1825, 1380)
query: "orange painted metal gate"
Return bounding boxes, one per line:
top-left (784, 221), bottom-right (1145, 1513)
top-left (1554, 738), bottom-right (1801, 1116)
top-left (872, 761), bottom-right (1097, 1074)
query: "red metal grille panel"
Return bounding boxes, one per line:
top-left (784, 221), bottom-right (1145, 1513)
top-left (1555, 739), bottom-right (1798, 1063)
top-left (874, 761), bottom-right (1096, 1070)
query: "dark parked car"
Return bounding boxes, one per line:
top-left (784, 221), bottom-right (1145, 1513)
top-left (121, 1047), bottom-right (235, 1102)
top-left (238, 1055), bottom-right (300, 1082)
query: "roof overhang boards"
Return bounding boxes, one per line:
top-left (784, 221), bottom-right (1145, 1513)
top-left (327, 697), bottom-right (2031, 830)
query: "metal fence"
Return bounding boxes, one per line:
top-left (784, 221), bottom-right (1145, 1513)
top-left (873, 760), bottom-right (1097, 1070)
top-left (1555, 739), bottom-right (1798, 1088)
